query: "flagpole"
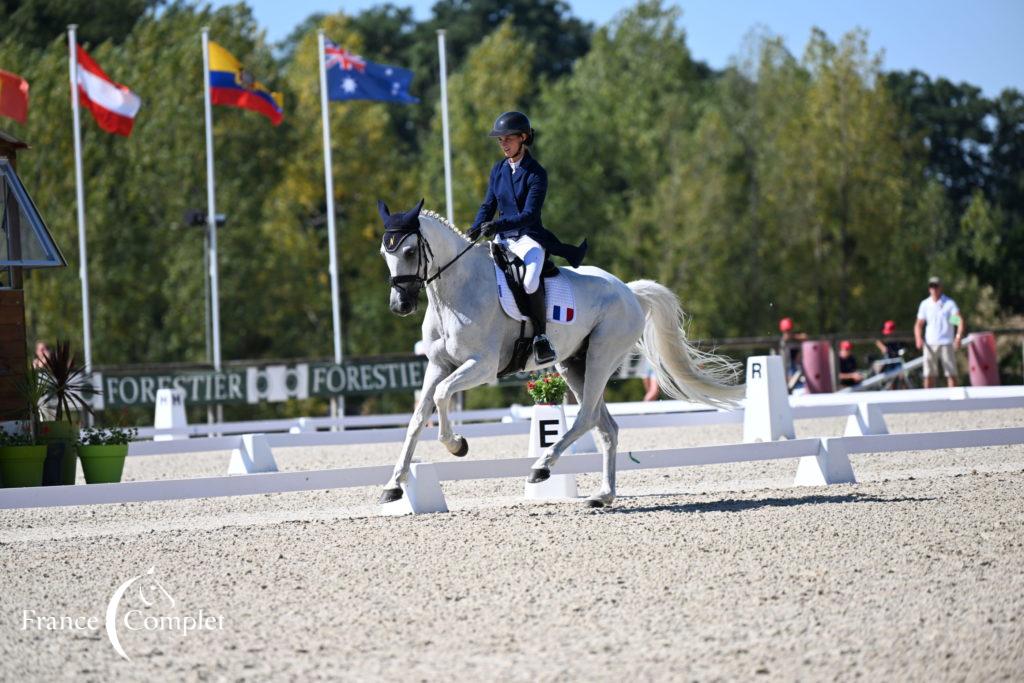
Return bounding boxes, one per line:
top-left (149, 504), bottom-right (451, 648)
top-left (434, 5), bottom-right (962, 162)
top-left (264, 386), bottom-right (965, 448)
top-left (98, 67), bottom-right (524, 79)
top-left (201, 28), bottom-right (222, 374)
top-left (317, 30), bottom-right (345, 422)
top-left (437, 29), bottom-right (454, 224)
top-left (317, 31), bottom-right (343, 367)
top-left (67, 25), bottom-right (93, 375)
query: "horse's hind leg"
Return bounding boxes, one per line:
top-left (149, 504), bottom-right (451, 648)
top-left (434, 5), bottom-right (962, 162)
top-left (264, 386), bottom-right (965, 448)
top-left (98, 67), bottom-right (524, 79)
top-left (555, 358), bottom-right (619, 507)
top-left (588, 404), bottom-right (619, 508)
top-left (529, 338), bottom-right (625, 501)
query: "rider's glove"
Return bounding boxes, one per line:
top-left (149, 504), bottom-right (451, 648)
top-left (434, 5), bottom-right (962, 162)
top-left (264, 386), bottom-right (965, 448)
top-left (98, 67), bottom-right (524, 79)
top-left (480, 221), bottom-right (498, 238)
top-left (468, 226), bottom-right (482, 241)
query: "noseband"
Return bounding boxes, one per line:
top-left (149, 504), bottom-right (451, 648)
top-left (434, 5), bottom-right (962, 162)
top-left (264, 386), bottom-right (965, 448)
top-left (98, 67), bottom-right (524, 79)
top-left (389, 226), bottom-right (479, 297)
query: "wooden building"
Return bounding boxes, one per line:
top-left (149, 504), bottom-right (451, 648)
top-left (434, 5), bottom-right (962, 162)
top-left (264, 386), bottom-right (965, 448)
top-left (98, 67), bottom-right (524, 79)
top-left (1, 131), bottom-right (66, 422)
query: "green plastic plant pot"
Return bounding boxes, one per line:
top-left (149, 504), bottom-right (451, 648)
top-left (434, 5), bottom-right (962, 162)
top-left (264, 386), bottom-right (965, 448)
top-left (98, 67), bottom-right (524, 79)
top-left (0, 445), bottom-right (48, 488)
top-left (37, 421), bottom-right (80, 486)
top-left (78, 445), bottom-right (128, 484)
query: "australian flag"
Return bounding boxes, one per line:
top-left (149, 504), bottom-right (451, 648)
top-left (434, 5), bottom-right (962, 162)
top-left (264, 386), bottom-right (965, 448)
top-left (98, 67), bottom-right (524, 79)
top-left (324, 39), bottom-right (419, 104)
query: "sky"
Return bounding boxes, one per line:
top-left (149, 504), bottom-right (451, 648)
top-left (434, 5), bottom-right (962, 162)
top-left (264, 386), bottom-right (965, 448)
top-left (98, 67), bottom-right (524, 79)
top-left (211, 0), bottom-right (1024, 97)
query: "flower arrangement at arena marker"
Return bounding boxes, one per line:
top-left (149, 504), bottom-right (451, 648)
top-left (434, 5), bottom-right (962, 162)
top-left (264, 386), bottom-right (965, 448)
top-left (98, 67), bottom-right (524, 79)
top-left (525, 372), bottom-right (568, 405)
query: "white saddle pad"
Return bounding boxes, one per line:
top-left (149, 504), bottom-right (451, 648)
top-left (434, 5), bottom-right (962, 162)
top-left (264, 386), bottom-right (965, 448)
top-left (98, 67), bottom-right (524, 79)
top-left (494, 263), bottom-right (577, 324)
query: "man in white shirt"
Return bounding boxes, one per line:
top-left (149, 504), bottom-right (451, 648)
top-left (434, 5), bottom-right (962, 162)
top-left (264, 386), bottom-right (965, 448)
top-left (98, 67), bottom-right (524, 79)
top-left (914, 276), bottom-right (965, 388)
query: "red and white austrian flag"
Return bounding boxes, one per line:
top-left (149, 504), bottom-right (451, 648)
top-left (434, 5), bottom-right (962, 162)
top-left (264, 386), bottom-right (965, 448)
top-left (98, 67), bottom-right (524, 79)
top-left (76, 46), bottom-right (141, 136)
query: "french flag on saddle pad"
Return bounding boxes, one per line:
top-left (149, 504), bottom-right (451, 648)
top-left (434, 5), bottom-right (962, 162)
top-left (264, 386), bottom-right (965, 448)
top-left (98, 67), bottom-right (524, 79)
top-left (75, 46), bottom-right (141, 136)
top-left (551, 304), bottom-right (574, 322)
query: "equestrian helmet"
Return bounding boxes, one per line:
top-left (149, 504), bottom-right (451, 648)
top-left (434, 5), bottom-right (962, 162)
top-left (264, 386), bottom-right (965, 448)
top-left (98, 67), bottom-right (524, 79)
top-left (489, 111), bottom-right (534, 145)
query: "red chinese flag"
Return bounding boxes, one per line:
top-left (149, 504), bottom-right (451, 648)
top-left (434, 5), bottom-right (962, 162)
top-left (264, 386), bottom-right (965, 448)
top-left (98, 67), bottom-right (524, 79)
top-left (0, 69), bottom-right (30, 124)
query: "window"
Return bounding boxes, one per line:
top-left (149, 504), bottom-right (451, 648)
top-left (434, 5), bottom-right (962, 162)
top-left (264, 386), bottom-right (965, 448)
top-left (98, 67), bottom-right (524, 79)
top-left (0, 158), bottom-right (65, 287)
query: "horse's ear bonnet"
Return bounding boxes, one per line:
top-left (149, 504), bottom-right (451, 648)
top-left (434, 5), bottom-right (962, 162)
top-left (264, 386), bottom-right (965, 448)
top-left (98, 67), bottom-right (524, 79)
top-left (380, 199), bottom-right (425, 253)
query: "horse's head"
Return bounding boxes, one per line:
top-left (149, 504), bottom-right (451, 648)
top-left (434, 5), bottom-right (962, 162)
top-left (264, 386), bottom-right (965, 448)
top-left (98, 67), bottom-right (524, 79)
top-left (378, 198), bottom-right (426, 316)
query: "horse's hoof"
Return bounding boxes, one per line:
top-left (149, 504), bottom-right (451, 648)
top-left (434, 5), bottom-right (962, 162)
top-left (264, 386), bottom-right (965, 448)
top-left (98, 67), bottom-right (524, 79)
top-left (585, 498), bottom-right (606, 508)
top-left (378, 487), bottom-right (404, 504)
top-left (449, 436), bottom-right (469, 458)
top-left (527, 467), bottom-right (550, 484)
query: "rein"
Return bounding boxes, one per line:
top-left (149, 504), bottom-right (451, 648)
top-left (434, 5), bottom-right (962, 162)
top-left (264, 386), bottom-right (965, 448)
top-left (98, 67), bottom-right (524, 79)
top-left (390, 227), bottom-right (480, 294)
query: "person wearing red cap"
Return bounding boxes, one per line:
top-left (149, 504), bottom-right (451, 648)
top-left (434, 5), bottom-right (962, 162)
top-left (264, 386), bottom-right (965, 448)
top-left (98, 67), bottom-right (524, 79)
top-left (874, 320), bottom-right (903, 360)
top-left (873, 320), bottom-right (908, 388)
top-left (778, 317), bottom-right (808, 380)
top-left (837, 340), bottom-right (863, 387)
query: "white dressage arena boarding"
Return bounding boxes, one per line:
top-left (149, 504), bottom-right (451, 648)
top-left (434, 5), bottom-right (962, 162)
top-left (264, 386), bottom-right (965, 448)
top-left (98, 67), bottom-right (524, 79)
top-left (3, 427), bottom-right (1023, 511)
top-left (128, 380), bottom-right (1024, 457)
top-left (1, 356), bottom-right (1022, 512)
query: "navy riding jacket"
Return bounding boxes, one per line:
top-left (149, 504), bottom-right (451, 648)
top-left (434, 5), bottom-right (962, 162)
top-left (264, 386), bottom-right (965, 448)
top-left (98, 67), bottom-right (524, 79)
top-left (471, 153), bottom-right (586, 267)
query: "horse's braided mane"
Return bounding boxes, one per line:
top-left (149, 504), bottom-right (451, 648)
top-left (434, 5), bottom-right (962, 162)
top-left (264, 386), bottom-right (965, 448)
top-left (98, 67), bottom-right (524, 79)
top-left (421, 208), bottom-right (470, 241)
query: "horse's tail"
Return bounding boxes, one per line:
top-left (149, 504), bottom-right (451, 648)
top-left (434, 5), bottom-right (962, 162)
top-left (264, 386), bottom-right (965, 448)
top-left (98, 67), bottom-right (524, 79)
top-left (627, 280), bottom-right (744, 408)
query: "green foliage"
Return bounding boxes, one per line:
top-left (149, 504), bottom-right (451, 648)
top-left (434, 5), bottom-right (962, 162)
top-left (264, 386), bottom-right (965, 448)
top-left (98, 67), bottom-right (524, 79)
top-left (525, 371), bottom-right (567, 404)
top-left (540, 0), bottom-right (705, 270)
top-left (885, 69), bottom-right (992, 210)
top-left (0, 0), bottom-right (159, 48)
top-left (12, 368), bottom-right (47, 429)
top-left (887, 73), bottom-right (1024, 310)
top-left (423, 19), bottom-right (536, 225)
top-left (37, 339), bottom-right (94, 421)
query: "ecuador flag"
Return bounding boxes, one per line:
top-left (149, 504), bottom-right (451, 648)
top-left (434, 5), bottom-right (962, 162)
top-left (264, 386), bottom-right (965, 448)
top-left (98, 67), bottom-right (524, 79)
top-left (207, 41), bottom-right (283, 126)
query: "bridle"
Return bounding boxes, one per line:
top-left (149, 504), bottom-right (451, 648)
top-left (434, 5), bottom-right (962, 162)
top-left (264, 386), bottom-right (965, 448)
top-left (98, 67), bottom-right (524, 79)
top-left (389, 224), bottom-right (480, 298)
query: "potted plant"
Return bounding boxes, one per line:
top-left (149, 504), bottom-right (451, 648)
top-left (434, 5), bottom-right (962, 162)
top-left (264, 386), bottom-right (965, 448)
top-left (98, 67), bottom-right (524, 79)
top-left (526, 372), bottom-right (568, 406)
top-left (37, 340), bottom-right (95, 485)
top-left (0, 424), bottom-right (47, 488)
top-left (3, 369), bottom-right (49, 488)
top-left (77, 426), bottom-right (136, 484)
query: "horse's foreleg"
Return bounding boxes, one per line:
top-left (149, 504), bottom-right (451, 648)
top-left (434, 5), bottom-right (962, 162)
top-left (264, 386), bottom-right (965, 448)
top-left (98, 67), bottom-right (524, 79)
top-left (433, 357), bottom-right (495, 456)
top-left (379, 361), bottom-right (448, 503)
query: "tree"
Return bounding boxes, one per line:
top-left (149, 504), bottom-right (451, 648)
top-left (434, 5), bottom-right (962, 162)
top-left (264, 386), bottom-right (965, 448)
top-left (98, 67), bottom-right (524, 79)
top-left (421, 0), bottom-right (590, 81)
top-left (538, 0), bottom-right (708, 275)
top-left (261, 12), bottom-right (422, 360)
top-left (987, 89), bottom-right (1024, 309)
top-left (635, 34), bottom-right (809, 337)
top-left (0, 0), bottom-right (160, 48)
top-left (6, 3), bottom-right (294, 364)
top-left (885, 70), bottom-right (992, 211)
top-left (421, 19), bottom-right (536, 226)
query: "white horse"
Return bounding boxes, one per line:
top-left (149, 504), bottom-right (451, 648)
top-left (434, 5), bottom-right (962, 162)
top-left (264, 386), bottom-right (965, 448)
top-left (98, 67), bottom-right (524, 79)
top-left (377, 200), bottom-right (742, 507)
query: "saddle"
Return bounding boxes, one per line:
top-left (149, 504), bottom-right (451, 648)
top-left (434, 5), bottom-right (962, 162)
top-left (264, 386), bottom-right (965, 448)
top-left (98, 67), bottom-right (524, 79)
top-left (491, 243), bottom-right (559, 379)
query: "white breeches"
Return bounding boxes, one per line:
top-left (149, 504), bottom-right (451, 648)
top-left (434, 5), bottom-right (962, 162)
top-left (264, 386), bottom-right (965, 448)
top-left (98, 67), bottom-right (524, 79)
top-left (497, 234), bottom-right (545, 294)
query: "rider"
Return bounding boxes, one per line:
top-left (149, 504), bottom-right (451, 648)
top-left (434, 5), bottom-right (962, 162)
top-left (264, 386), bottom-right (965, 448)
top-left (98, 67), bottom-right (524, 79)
top-left (468, 111), bottom-right (587, 365)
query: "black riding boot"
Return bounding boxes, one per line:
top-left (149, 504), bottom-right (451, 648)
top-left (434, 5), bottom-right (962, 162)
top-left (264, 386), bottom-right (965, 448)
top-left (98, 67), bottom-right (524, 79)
top-left (527, 283), bottom-right (556, 364)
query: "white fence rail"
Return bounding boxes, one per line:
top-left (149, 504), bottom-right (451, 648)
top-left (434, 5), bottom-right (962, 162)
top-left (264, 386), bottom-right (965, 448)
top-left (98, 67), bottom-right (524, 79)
top-left (4, 427), bottom-right (1023, 511)
top-left (5, 358), bottom-right (1019, 512)
top-left (125, 390), bottom-right (1024, 458)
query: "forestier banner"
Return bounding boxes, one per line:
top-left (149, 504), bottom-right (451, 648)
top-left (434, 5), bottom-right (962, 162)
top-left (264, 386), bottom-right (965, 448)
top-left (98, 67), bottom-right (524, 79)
top-left (91, 355), bottom-right (644, 409)
top-left (92, 357), bottom-right (429, 409)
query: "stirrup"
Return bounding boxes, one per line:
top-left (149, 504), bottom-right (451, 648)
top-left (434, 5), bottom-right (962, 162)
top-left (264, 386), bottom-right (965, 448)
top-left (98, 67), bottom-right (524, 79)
top-left (533, 335), bottom-right (556, 364)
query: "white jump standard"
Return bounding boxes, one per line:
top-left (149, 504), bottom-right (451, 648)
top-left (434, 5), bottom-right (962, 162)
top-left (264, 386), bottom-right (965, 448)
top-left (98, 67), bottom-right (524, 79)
top-left (376, 201), bottom-right (742, 508)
